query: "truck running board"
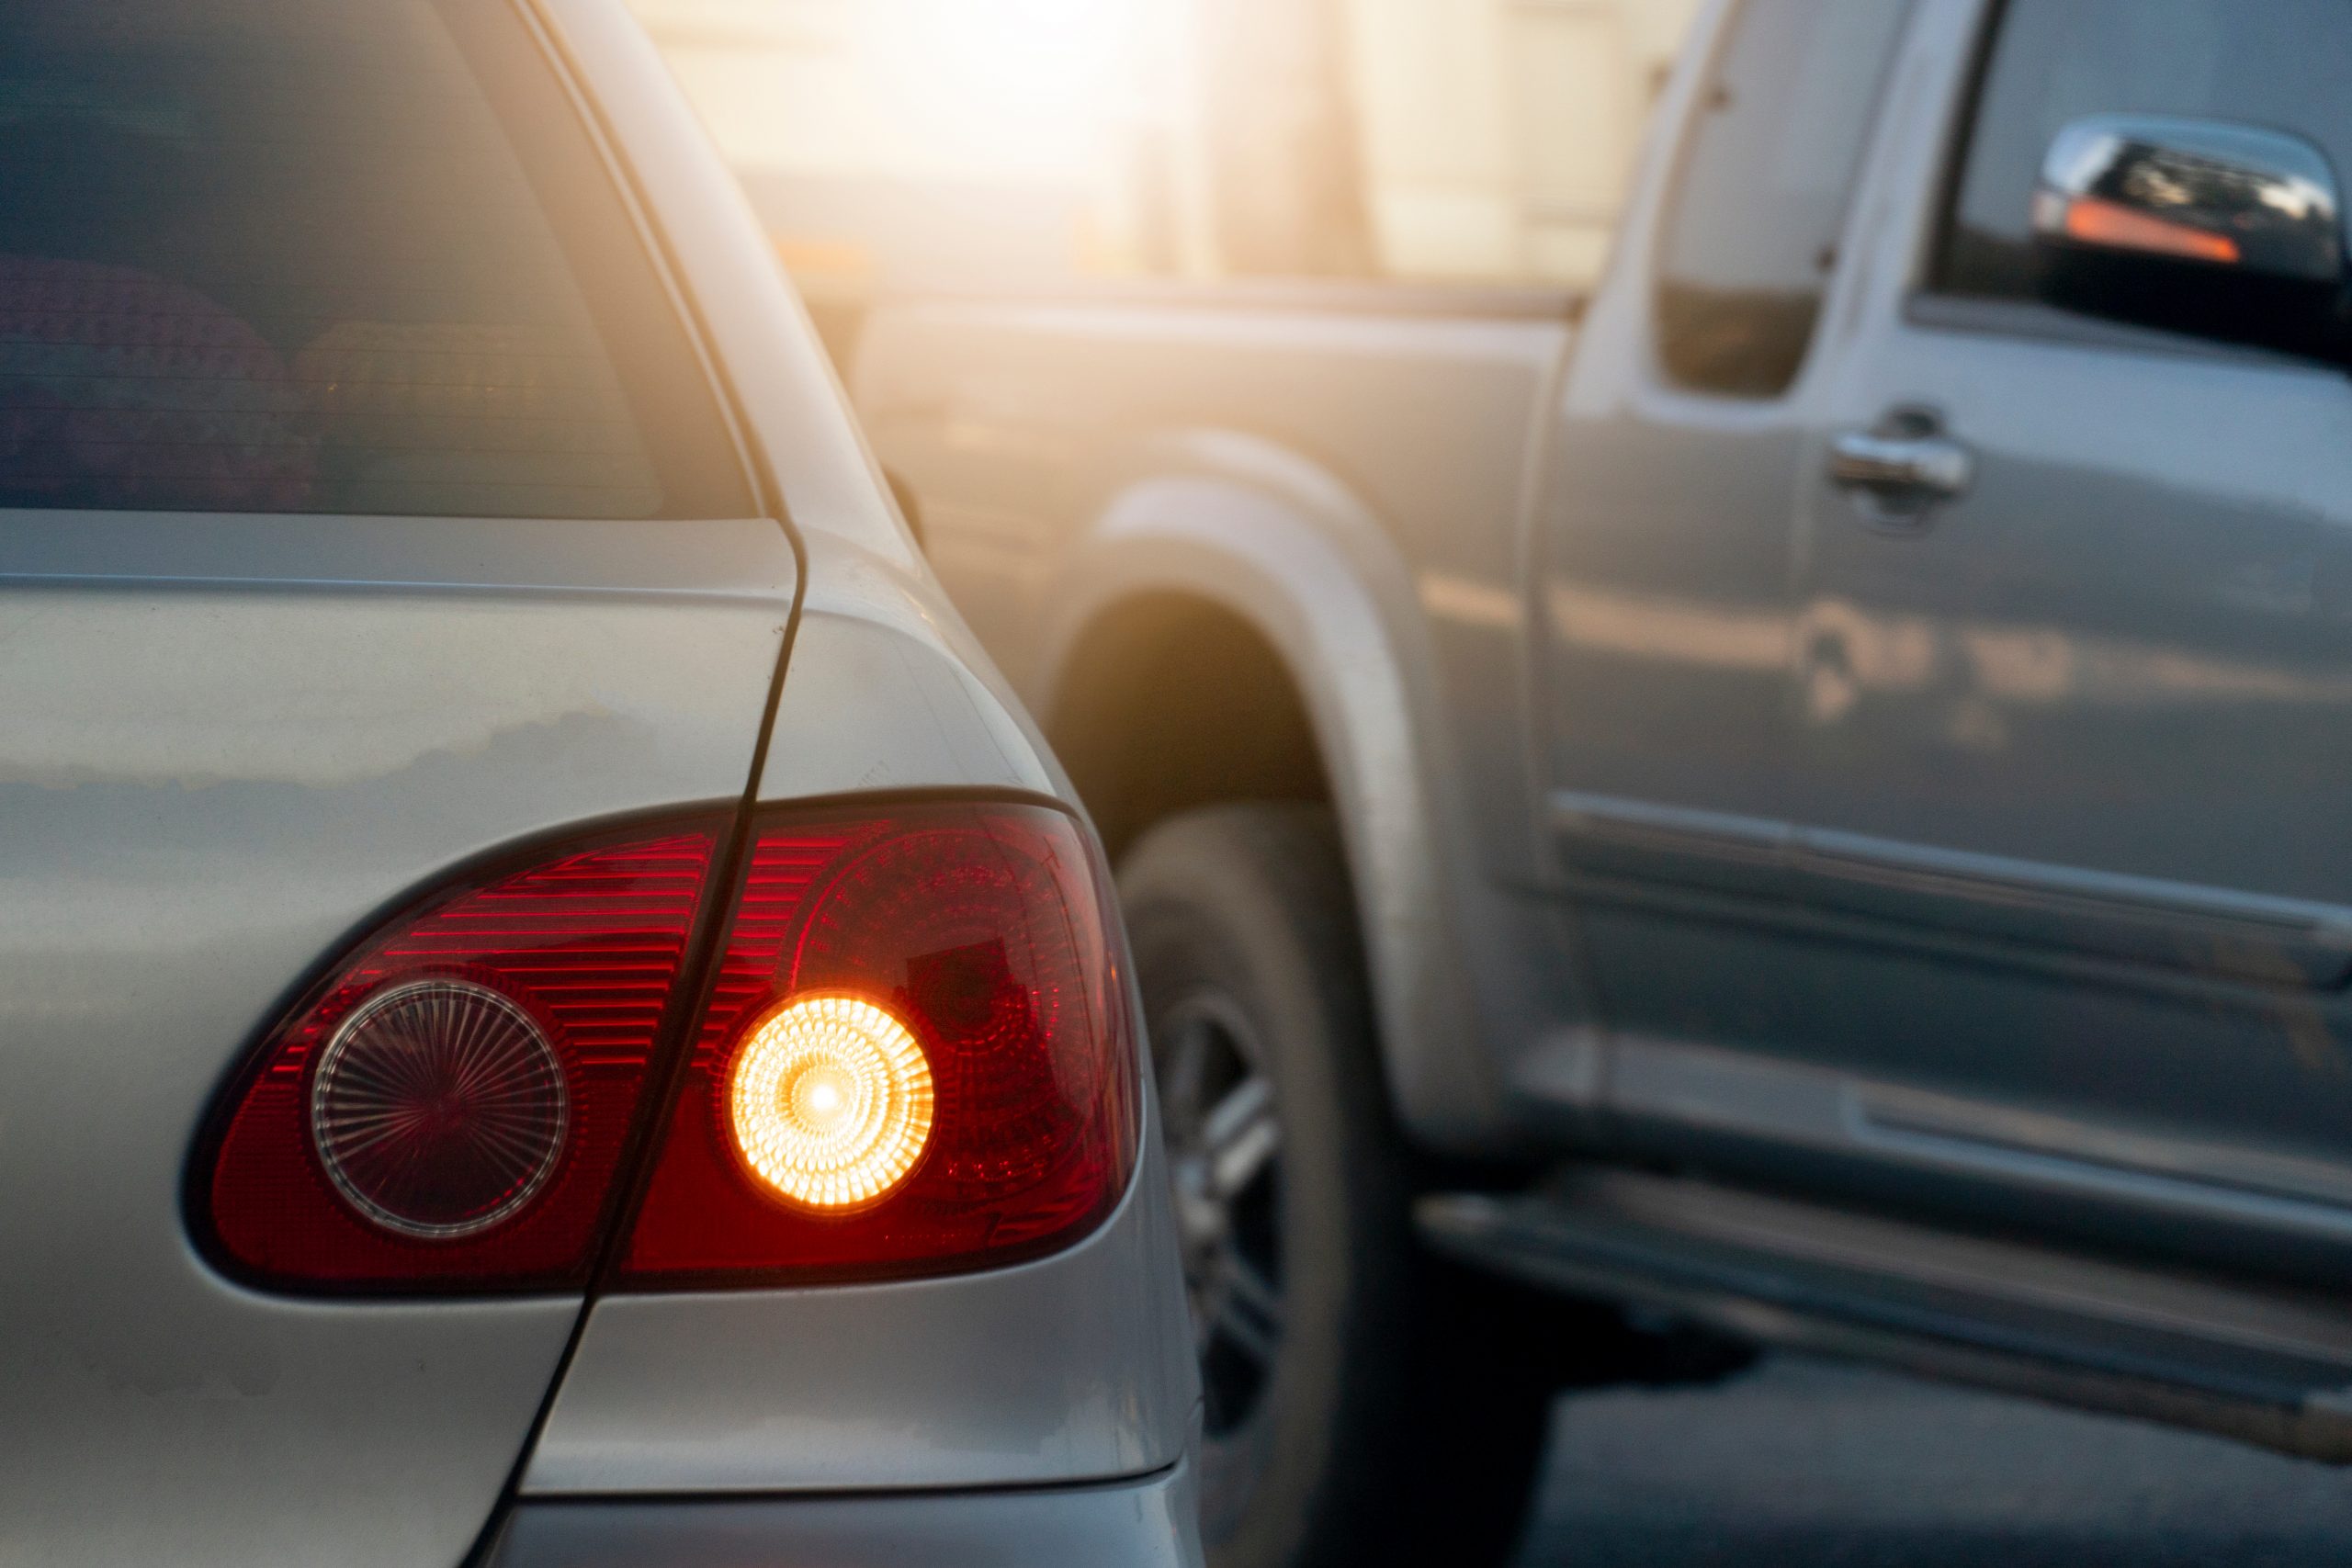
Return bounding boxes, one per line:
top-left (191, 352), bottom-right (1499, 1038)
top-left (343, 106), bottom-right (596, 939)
top-left (1418, 1169), bottom-right (2352, 1462)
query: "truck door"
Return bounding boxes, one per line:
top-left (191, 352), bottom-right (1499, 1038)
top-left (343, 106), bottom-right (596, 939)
top-left (1778, 0), bottom-right (2352, 1272)
top-left (1538, 0), bottom-right (1917, 1089)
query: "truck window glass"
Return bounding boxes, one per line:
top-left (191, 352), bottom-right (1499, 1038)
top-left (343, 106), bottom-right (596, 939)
top-left (1654, 0), bottom-right (1915, 398)
top-left (0, 0), bottom-right (750, 519)
top-left (1936, 0), bottom-right (2352, 309)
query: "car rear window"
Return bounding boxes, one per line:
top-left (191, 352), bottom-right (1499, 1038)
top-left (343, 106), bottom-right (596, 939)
top-left (0, 0), bottom-right (751, 519)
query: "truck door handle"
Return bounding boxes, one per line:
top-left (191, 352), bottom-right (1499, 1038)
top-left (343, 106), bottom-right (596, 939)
top-left (1827, 429), bottom-right (1973, 499)
top-left (1826, 420), bottom-right (1973, 507)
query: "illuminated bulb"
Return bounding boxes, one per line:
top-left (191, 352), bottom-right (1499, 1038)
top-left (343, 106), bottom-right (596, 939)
top-left (726, 993), bottom-right (934, 1212)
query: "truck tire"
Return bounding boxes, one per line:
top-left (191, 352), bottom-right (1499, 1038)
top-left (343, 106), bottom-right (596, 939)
top-left (1120, 804), bottom-right (1552, 1568)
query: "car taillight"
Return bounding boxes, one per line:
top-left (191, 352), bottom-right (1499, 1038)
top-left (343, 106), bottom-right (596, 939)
top-left (195, 799), bottom-right (1136, 1293)
top-left (619, 800), bottom-right (1138, 1284)
top-left (199, 825), bottom-right (722, 1290)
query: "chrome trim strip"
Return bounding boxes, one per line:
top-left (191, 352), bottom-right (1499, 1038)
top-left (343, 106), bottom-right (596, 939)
top-left (1600, 1036), bottom-right (2352, 1245)
top-left (1550, 789), bottom-right (2352, 986)
top-left (1858, 1082), bottom-right (2352, 1216)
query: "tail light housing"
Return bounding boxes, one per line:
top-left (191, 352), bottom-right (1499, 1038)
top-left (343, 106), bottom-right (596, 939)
top-left (195, 798), bottom-right (1138, 1293)
top-left (621, 802), bottom-right (1137, 1284)
top-left (201, 826), bottom-right (719, 1289)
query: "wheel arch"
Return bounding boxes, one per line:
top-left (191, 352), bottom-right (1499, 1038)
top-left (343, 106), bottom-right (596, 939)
top-left (1029, 435), bottom-right (1505, 1148)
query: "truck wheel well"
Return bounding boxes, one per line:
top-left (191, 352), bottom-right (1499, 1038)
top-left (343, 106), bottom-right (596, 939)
top-left (1049, 595), bottom-right (1330, 863)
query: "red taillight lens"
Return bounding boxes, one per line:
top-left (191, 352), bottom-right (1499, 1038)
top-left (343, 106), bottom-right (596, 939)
top-left (620, 801), bottom-right (1138, 1284)
top-left (309, 978), bottom-right (571, 1238)
top-left (201, 827), bottom-right (719, 1289)
top-left (197, 798), bottom-right (1136, 1293)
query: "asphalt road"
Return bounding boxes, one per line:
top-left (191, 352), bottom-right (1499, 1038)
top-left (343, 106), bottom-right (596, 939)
top-left (1515, 1356), bottom-right (2352, 1567)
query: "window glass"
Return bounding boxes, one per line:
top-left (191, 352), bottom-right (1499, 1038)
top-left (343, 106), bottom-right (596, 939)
top-left (1654, 0), bottom-right (1915, 398)
top-left (0, 0), bottom-right (749, 518)
top-left (1938, 0), bottom-right (2352, 306)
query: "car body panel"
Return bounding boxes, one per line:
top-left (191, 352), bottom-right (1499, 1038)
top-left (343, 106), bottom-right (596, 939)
top-left (0, 510), bottom-right (791, 1568)
top-left (1536, 0), bottom-right (1806, 881)
top-left (1035, 456), bottom-right (1504, 1145)
top-left (756, 530), bottom-right (1059, 804)
top-left (492, 1459), bottom-right (1203, 1568)
top-left (2, 0), bottom-right (1196, 1559)
top-left (531, 519), bottom-right (1194, 1496)
top-left (1766, 0), bottom-right (2352, 1262)
top-left (1521, 0), bottom-right (2352, 1282)
top-left (523, 1133), bottom-right (1195, 1493)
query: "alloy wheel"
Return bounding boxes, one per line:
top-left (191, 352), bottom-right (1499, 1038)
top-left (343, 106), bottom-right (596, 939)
top-left (1156, 991), bottom-right (1284, 1439)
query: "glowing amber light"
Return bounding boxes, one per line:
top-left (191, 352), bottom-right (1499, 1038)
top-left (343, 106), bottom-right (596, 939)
top-left (726, 994), bottom-right (935, 1212)
top-left (2062, 195), bottom-right (2242, 265)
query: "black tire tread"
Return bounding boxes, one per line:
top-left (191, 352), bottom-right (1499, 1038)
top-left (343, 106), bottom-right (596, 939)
top-left (1121, 804), bottom-right (1551, 1568)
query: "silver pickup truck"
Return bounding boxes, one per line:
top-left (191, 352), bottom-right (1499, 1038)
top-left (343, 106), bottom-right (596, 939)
top-left (854, 0), bottom-right (2352, 1563)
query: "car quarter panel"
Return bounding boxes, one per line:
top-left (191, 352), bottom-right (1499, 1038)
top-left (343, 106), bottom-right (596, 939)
top-left (525, 520), bottom-right (1196, 1495)
top-left (522, 1143), bottom-right (1197, 1493)
top-left (755, 530), bottom-right (1062, 803)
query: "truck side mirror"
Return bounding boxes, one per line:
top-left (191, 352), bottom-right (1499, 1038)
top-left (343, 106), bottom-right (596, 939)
top-left (2030, 114), bottom-right (2346, 359)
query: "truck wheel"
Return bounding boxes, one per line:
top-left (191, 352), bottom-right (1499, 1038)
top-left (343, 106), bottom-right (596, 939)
top-left (1120, 805), bottom-right (1552, 1568)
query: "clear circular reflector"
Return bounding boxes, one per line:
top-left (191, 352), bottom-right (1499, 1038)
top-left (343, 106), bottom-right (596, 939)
top-left (310, 979), bottom-right (568, 1239)
top-left (727, 993), bottom-right (935, 1212)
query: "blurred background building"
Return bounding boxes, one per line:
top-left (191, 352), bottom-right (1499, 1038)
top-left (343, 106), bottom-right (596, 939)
top-left (631, 0), bottom-right (1701, 344)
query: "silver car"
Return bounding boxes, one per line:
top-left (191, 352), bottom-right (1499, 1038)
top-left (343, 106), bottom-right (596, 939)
top-left (0, 2), bottom-right (1198, 1563)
